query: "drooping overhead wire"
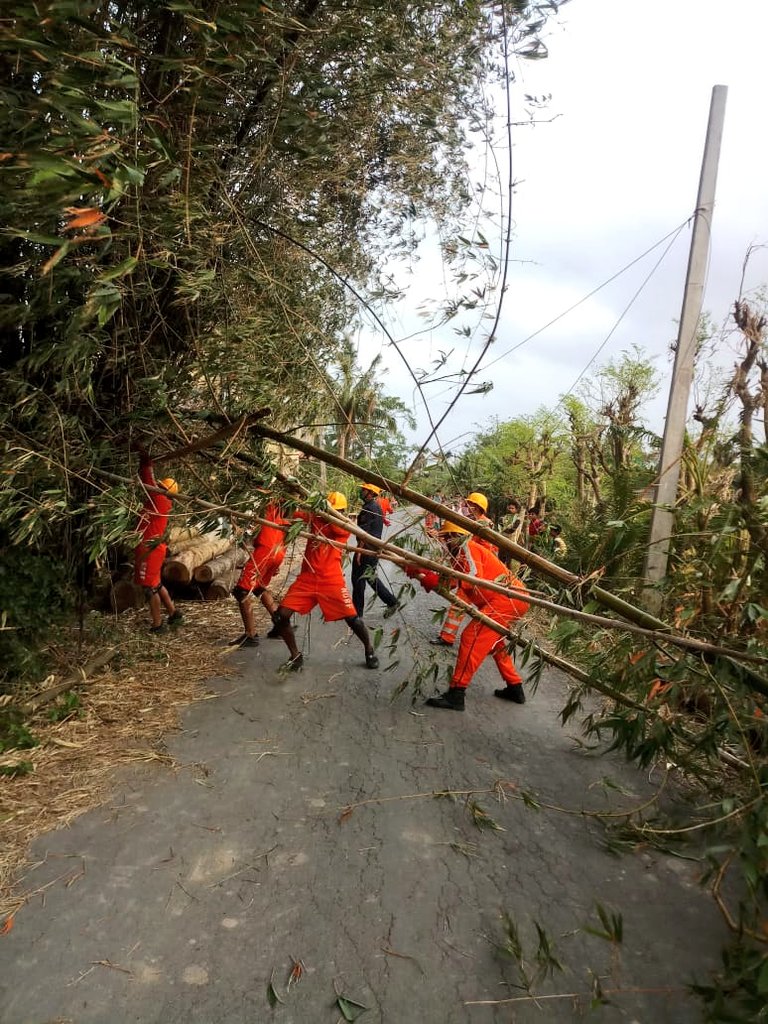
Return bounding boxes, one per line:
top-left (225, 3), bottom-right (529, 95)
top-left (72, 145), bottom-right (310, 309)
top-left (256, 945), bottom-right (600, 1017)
top-left (479, 216), bottom-right (693, 374)
top-left (556, 219), bottom-right (689, 406)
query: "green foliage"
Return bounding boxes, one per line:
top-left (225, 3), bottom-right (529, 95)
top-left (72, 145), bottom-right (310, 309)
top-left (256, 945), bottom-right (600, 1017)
top-left (0, 706), bottom-right (38, 755)
top-left (0, 546), bottom-right (74, 686)
top-left (0, 761), bottom-right (34, 779)
top-left (584, 903), bottom-right (624, 945)
top-left (1, 0), bottom-right (563, 687)
top-left (493, 912), bottom-right (564, 994)
top-left (449, 328), bottom-right (766, 1012)
top-left (47, 691), bottom-right (82, 723)
top-left (449, 409), bottom-right (575, 515)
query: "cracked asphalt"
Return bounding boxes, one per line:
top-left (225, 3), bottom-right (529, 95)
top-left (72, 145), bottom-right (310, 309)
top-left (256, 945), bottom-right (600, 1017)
top-left (0, 529), bottom-right (728, 1023)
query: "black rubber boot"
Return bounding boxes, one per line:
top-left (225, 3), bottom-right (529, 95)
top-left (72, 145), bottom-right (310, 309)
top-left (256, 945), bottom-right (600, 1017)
top-left (429, 637), bottom-right (453, 647)
top-left (365, 652), bottom-right (379, 669)
top-left (425, 687), bottom-right (465, 711)
top-left (494, 685), bottom-right (526, 704)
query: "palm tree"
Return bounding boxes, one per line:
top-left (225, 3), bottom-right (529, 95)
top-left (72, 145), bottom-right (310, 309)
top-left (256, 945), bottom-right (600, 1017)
top-left (329, 338), bottom-right (404, 463)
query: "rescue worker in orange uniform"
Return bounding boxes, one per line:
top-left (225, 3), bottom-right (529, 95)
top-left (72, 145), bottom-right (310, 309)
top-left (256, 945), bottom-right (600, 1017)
top-left (134, 447), bottom-right (183, 634)
top-left (408, 521), bottom-right (528, 711)
top-left (377, 491), bottom-right (394, 526)
top-left (271, 491), bottom-right (379, 672)
top-left (430, 491), bottom-right (496, 647)
top-left (230, 501), bottom-right (288, 648)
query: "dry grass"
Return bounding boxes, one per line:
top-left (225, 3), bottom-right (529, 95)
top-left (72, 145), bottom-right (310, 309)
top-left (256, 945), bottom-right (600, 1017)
top-left (0, 553), bottom-right (300, 921)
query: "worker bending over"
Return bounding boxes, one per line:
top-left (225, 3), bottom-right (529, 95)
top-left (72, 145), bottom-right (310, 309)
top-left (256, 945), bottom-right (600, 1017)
top-left (230, 501), bottom-right (288, 647)
top-left (408, 521), bottom-right (528, 712)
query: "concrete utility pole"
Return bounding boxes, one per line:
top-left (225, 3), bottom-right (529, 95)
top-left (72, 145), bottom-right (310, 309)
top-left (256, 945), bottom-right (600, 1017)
top-left (643, 85), bottom-right (728, 613)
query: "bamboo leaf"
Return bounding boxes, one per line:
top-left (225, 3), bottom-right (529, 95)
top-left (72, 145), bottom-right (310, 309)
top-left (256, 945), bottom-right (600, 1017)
top-left (336, 995), bottom-right (368, 1021)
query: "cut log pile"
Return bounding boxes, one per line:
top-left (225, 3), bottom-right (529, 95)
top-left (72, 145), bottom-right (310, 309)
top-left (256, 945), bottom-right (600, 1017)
top-left (109, 526), bottom-right (250, 611)
top-left (163, 534), bottom-right (233, 584)
top-left (205, 549), bottom-right (249, 602)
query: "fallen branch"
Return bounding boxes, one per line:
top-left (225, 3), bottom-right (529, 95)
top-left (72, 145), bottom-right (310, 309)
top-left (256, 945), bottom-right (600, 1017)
top-left (22, 648), bottom-right (119, 713)
top-left (150, 409), bottom-right (271, 464)
top-left (94, 468), bottom-right (768, 675)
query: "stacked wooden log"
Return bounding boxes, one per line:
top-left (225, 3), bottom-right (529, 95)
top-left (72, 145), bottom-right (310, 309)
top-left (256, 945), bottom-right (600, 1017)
top-left (162, 534), bottom-right (233, 584)
top-left (108, 525), bottom-right (248, 611)
top-left (196, 546), bottom-right (248, 601)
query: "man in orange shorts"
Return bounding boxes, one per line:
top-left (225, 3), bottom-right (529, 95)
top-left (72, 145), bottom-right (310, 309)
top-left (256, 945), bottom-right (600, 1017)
top-left (230, 501), bottom-right (288, 648)
top-left (271, 491), bottom-right (379, 672)
top-left (407, 521), bottom-right (528, 712)
top-left (134, 446), bottom-right (183, 634)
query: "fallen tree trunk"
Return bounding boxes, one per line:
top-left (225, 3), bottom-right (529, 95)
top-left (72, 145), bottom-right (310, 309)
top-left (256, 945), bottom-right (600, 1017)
top-left (193, 545), bottom-right (244, 584)
top-left (163, 535), bottom-right (232, 584)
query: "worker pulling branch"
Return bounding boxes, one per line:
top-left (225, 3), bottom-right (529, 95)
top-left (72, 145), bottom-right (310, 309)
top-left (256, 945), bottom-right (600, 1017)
top-left (271, 491), bottom-right (380, 672)
top-left (407, 522), bottom-right (529, 713)
top-left (133, 445), bottom-right (184, 634)
top-left (230, 499), bottom-right (289, 647)
top-left (430, 490), bottom-right (495, 648)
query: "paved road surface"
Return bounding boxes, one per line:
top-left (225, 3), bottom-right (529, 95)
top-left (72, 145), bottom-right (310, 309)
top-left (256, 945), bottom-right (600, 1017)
top-left (0, 536), bottom-right (726, 1022)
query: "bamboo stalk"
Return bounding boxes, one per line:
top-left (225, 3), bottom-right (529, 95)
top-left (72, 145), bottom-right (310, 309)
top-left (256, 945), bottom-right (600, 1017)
top-left (150, 409), bottom-right (271, 464)
top-left (22, 649), bottom-right (119, 713)
top-left (94, 468), bottom-right (768, 684)
top-left (248, 421), bottom-right (665, 629)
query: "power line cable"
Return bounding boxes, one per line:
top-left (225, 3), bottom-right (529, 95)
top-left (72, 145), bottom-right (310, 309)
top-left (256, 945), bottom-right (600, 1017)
top-left (556, 220), bottom-right (689, 406)
top-left (479, 217), bottom-right (693, 374)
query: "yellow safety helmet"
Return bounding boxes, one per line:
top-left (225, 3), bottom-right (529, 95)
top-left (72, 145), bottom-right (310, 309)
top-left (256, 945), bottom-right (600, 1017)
top-left (466, 491), bottom-right (488, 513)
top-left (327, 491), bottom-right (348, 511)
top-left (439, 521), bottom-right (470, 536)
top-left (361, 482), bottom-right (382, 495)
top-left (159, 477), bottom-right (179, 495)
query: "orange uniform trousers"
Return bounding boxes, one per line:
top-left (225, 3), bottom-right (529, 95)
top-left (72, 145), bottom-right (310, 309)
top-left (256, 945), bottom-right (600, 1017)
top-left (450, 598), bottom-right (528, 690)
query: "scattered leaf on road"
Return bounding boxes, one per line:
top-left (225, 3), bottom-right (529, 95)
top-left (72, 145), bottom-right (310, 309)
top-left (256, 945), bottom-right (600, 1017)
top-left (267, 968), bottom-right (284, 1007)
top-left (336, 994), bottom-right (368, 1021)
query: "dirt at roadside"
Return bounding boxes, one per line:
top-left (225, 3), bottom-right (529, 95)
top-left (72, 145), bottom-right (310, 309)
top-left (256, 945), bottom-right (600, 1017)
top-left (0, 545), bottom-right (303, 919)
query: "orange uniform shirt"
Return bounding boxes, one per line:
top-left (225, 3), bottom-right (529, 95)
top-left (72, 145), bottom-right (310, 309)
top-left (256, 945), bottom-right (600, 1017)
top-left (453, 538), bottom-right (528, 616)
top-left (294, 509), bottom-right (349, 580)
top-left (252, 503), bottom-right (288, 559)
top-left (137, 461), bottom-right (172, 541)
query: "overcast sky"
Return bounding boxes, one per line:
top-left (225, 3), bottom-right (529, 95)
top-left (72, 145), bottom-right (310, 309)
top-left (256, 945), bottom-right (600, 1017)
top-left (358, 0), bottom-right (768, 454)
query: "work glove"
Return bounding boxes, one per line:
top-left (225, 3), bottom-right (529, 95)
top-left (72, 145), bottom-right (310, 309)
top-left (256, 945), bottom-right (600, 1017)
top-left (403, 563), bottom-right (441, 592)
top-left (403, 563), bottom-right (422, 579)
top-left (416, 570), bottom-right (441, 593)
